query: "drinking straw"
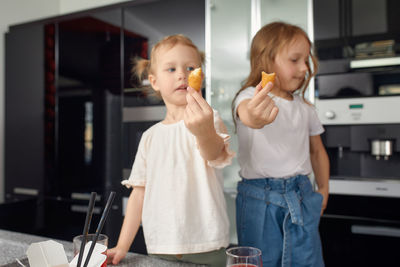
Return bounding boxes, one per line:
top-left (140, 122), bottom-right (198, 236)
top-left (83, 191), bottom-right (116, 267)
top-left (77, 192), bottom-right (97, 267)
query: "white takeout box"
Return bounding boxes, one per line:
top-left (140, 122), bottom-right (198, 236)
top-left (26, 240), bottom-right (106, 267)
top-left (26, 240), bottom-right (69, 267)
top-left (69, 241), bottom-right (107, 267)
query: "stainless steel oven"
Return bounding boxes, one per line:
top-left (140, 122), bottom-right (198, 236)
top-left (314, 54), bottom-right (400, 265)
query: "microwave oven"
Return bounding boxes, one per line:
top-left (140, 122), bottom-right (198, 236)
top-left (315, 57), bottom-right (400, 99)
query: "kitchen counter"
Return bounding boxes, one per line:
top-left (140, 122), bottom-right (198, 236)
top-left (0, 229), bottom-right (205, 267)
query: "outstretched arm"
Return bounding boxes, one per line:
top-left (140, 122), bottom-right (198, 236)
top-left (310, 135), bottom-right (330, 215)
top-left (107, 187), bottom-right (144, 265)
top-left (184, 87), bottom-right (226, 161)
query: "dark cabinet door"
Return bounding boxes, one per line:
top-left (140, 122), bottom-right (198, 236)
top-left (56, 12), bottom-right (124, 198)
top-left (313, 0), bottom-right (400, 60)
top-left (320, 216), bottom-right (400, 267)
top-left (320, 194), bottom-right (400, 267)
top-left (5, 23), bottom-right (45, 201)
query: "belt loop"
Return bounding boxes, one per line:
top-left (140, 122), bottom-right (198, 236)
top-left (264, 178), bottom-right (270, 190)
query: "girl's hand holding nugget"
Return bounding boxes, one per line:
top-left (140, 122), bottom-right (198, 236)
top-left (184, 86), bottom-right (225, 161)
top-left (240, 81), bottom-right (279, 129)
top-left (184, 86), bottom-right (214, 138)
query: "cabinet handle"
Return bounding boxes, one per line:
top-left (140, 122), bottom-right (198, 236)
top-left (13, 187), bottom-right (38, 196)
top-left (351, 225), bottom-right (400, 238)
top-left (71, 205), bottom-right (101, 214)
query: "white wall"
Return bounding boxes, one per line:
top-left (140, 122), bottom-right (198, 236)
top-left (0, 0), bottom-right (128, 203)
top-left (59, 0), bottom-right (130, 15)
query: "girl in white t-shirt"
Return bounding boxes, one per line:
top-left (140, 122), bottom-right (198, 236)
top-left (232, 22), bottom-right (329, 267)
top-left (107, 34), bottom-right (234, 266)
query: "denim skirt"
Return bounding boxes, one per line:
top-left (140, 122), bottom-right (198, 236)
top-left (236, 175), bottom-right (324, 267)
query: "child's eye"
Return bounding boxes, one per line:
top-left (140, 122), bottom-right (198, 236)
top-left (291, 59), bottom-right (298, 63)
top-left (186, 66), bottom-right (195, 71)
top-left (167, 68), bottom-right (176, 72)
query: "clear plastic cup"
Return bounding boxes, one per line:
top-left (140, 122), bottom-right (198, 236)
top-left (226, 246), bottom-right (262, 267)
top-left (73, 234), bottom-right (108, 256)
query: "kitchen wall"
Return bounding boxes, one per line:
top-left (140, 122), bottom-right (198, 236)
top-left (59, 0), bottom-right (130, 14)
top-left (0, 0), bottom-right (129, 203)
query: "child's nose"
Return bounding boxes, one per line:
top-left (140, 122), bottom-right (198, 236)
top-left (177, 69), bottom-right (186, 80)
top-left (299, 62), bottom-right (308, 73)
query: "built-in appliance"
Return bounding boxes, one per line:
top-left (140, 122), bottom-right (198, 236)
top-left (315, 56), bottom-right (400, 266)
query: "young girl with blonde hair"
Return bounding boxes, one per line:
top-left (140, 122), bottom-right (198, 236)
top-left (108, 34), bottom-right (234, 266)
top-left (232, 21), bottom-right (329, 267)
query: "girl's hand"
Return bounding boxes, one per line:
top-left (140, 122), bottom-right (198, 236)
top-left (184, 86), bottom-right (215, 138)
top-left (245, 81), bottom-right (279, 128)
top-left (317, 187), bottom-right (329, 215)
top-left (107, 246), bottom-right (127, 265)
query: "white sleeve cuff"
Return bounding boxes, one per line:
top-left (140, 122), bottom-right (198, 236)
top-left (207, 133), bottom-right (236, 169)
top-left (121, 179), bottom-right (146, 188)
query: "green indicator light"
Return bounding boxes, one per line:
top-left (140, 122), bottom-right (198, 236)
top-left (349, 104), bottom-right (363, 109)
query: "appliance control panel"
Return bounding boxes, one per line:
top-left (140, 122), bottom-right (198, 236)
top-left (315, 96), bottom-right (400, 125)
top-left (329, 178), bottom-right (400, 198)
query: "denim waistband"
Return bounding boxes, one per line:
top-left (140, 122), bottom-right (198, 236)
top-left (241, 175), bottom-right (312, 193)
top-left (238, 175), bottom-right (313, 226)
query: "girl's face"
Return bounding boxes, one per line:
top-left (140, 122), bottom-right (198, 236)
top-left (272, 35), bottom-right (310, 95)
top-left (149, 44), bottom-right (201, 107)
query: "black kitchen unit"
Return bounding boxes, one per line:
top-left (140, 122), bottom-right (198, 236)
top-left (5, 7), bottom-right (133, 249)
top-left (313, 0), bottom-right (400, 61)
top-left (3, 0), bottom-right (205, 254)
top-left (313, 1), bottom-right (400, 266)
top-left (318, 124), bottom-right (400, 266)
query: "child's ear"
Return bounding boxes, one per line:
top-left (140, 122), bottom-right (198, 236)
top-left (148, 74), bottom-right (159, 92)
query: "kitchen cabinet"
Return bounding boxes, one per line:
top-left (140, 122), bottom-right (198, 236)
top-left (5, 22), bottom-right (45, 204)
top-left (4, 0), bottom-right (205, 254)
top-left (320, 194), bottom-right (400, 267)
top-left (313, 0), bottom-right (400, 60)
top-left (5, 6), bottom-right (126, 248)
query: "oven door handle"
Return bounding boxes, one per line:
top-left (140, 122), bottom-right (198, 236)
top-left (351, 225), bottom-right (400, 238)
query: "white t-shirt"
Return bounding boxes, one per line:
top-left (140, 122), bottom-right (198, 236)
top-left (121, 111), bottom-right (234, 254)
top-left (234, 87), bottom-right (324, 179)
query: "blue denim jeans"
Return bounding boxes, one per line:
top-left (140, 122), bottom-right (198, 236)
top-left (236, 175), bottom-right (324, 267)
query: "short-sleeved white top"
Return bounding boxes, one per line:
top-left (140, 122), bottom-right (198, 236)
top-left (234, 87), bottom-right (324, 179)
top-left (122, 111), bottom-right (234, 254)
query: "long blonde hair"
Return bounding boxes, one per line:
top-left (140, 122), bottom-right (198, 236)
top-left (132, 34), bottom-right (205, 98)
top-left (231, 21), bottom-right (318, 126)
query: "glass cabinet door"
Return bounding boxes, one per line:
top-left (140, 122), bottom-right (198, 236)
top-left (261, 0), bottom-right (309, 31)
top-left (56, 8), bottom-right (123, 197)
top-left (208, 0), bottom-right (252, 190)
top-left (261, 0), bottom-right (312, 100)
